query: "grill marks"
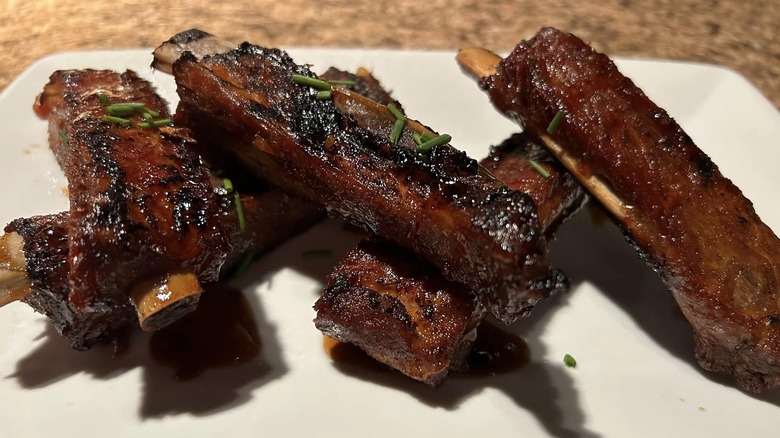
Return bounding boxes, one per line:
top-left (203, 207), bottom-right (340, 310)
top-left (315, 132), bottom-right (585, 385)
top-left (35, 70), bottom-right (228, 311)
top-left (170, 41), bottom-right (564, 323)
top-left (481, 27), bottom-right (780, 392)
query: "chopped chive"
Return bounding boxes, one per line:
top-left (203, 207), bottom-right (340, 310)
top-left (302, 249), bottom-right (333, 259)
top-left (97, 94), bottom-right (110, 106)
top-left (138, 118), bottom-right (173, 129)
top-left (222, 178), bottom-right (235, 194)
top-left (413, 131), bottom-right (435, 146)
top-left (234, 191), bottom-right (246, 231)
top-left (106, 102), bottom-right (147, 116)
top-left (546, 110), bottom-right (565, 135)
top-left (316, 90), bottom-right (332, 100)
top-left (102, 115), bottom-right (132, 126)
top-left (563, 353), bottom-right (577, 368)
top-left (327, 79), bottom-right (357, 86)
top-left (386, 103), bottom-right (405, 121)
top-left (528, 159), bottom-right (551, 178)
top-left (233, 251), bottom-right (254, 277)
top-left (390, 118), bottom-right (405, 145)
top-left (145, 108), bottom-right (160, 118)
top-left (141, 111), bottom-right (155, 121)
top-left (223, 177), bottom-right (245, 231)
top-left (415, 134), bottom-right (451, 154)
top-left (57, 130), bottom-right (68, 145)
top-left (291, 74), bottom-right (332, 91)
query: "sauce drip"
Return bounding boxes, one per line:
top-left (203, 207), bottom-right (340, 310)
top-left (465, 321), bottom-right (531, 376)
top-left (323, 321), bottom-right (530, 378)
top-left (149, 284), bottom-right (260, 380)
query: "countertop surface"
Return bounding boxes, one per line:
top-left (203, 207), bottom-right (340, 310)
top-left (0, 0), bottom-right (777, 109)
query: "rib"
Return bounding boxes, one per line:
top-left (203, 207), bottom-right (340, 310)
top-left (155, 30), bottom-right (566, 323)
top-left (315, 132), bottom-right (586, 385)
top-left (31, 69), bottom-right (228, 337)
top-left (458, 27), bottom-right (780, 392)
top-left (2, 68), bottom-right (322, 348)
top-left (1, 178), bottom-right (321, 348)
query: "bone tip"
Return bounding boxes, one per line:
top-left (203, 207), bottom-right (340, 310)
top-left (456, 47), bottom-right (501, 80)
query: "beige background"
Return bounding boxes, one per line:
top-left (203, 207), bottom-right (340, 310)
top-left (0, 0), bottom-right (778, 109)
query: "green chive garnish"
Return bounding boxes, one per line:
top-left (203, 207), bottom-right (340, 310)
top-left (97, 94), bottom-right (110, 106)
top-left (316, 90), bottom-right (332, 100)
top-left (547, 110), bottom-right (565, 135)
top-left (291, 74), bottom-right (332, 91)
top-left (234, 251), bottom-right (254, 277)
top-left (327, 79), bottom-right (357, 86)
top-left (390, 118), bottom-right (405, 145)
top-left (223, 178), bottom-right (234, 194)
top-left (106, 102), bottom-right (147, 117)
top-left (528, 159), bottom-right (551, 178)
top-left (387, 103), bottom-right (405, 121)
top-left (302, 249), bottom-right (333, 259)
top-left (413, 131), bottom-right (434, 146)
top-left (137, 118), bottom-right (173, 129)
top-left (563, 353), bottom-right (577, 368)
top-left (386, 103), bottom-right (407, 145)
top-left (103, 115), bottom-right (132, 126)
top-left (235, 191), bottom-right (246, 231)
top-left (222, 178), bottom-right (245, 231)
top-left (416, 134), bottom-right (451, 154)
top-left (57, 130), bottom-right (68, 145)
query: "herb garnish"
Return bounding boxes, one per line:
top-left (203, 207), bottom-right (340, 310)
top-left (546, 110), bottom-right (565, 135)
top-left (57, 130), bottom-right (68, 145)
top-left (234, 251), bottom-right (254, 277)
top-left (98, 95), bottom-right (170, 129)
top-left (223, 178), bottom-right (246, 231)
top-left (387, 103), bottom-right (407, 145)
top-left (528, 159), bottom-right (551, 178)
top-left (563, 353), bottom-right (577, 368)
top-left (415, 134), bottom-right (452, 154)
top-left (291, 74), bottom-right (357, 101)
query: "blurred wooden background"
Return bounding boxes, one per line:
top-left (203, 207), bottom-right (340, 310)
top-left (0, 0), bottom-right (778, 108)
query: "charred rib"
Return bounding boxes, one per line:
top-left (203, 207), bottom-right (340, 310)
top-left (459, 27), bottom-right (780, 392)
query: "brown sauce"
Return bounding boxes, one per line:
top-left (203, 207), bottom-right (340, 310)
top-left (464, 321), bottom-right (531, 377)
top-left (323, 321), bottom-right (530, 379)
top-left (149, 284), bottom-right (260, 380)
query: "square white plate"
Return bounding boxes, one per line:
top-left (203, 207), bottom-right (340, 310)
top-left (1, 48), bottom-right (780, 438)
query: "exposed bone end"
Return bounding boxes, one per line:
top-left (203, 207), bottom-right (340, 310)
top-left (151, 29), bottom-right (236, 73)
top-left (130, 271), bottom-right (202, 331)
top-left (0, 232), bottom-right (32, 307)
top-left (455, 47), bottom-right (629, 221)
top-left (456, 47), bottom-right (501, 79)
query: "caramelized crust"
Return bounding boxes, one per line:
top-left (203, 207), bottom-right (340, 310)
top-left (482, 27), bottom-right (780, 392)
top-left (315, 133), bottom-right (585, 384)
top-left (170, 39), bottom-right (565, 323)
top-left (35, 70), bottom-right (229, 310)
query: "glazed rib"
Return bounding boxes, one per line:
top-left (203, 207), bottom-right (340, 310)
top-left (157, 30), bottom-right (566, 323)
top-left (34, 69), bottom-right (228, 311)
top-left (6, 69), bottom-right (322, 348)
top-left (467, 27), bottom-right (780, 392)
top-left (315, 133), bottom-right (586, 385)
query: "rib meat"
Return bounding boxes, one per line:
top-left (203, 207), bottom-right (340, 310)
top-left (315, 133), bottom-right (586, 384)
top-left (9, 69), bottom-right (322, 348)
top-left (480, 27), bottom-right (780, 392)
top-left (163, 32), bottom-right (566, 323)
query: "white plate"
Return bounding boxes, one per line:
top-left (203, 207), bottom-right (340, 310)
top-left (1, 48), bottom-right (780, 438)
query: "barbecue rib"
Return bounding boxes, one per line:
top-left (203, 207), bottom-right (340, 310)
top-left (459, 27), bottom-right (780, 392)
top-left (315, 132), bottom-right (585, 385)
top-left (0, 69), bottom-right (322, 348)
top-left (154, 30), bottom-right (566, 323)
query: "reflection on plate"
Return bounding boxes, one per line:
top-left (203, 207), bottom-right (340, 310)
top-left (1, 49), bottom-right (780, 438)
